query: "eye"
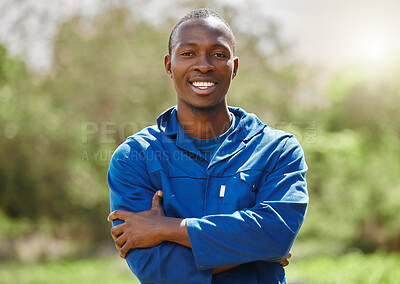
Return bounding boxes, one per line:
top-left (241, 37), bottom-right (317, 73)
top-left (213, 53), bottom-right (226, 58)
top-left (181, 52), bottom-right (194, 57)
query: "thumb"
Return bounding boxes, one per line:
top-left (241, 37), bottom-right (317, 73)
top-left (151, 190), bottom-right (163, 209)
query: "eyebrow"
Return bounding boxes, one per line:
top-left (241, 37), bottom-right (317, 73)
top-left (177, 42), bottom-right (231, 50)
top-left (177, 42), bottom-right (197, 48)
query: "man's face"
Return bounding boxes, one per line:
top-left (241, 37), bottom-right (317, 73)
top-left (165, 17), bottom-right (238, 112)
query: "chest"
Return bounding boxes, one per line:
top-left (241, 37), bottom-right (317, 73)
top-left (145, 147), bottom-right (271, 218)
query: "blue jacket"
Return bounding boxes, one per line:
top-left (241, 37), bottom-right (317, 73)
top-left (108, 106), bottom-right (308, 284)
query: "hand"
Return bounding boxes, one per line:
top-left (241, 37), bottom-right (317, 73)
top-left (276, 251), bottom-right (291, 267)
top-left (107, 190), bottom-right (166, 258)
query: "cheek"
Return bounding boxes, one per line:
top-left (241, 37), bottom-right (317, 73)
top-left (218, 62), bottom-right (234, 76)
top-left (172, 78), bottom-right (181, 90)
top-left (220, 68), bottom-right (234, 83)
top-left (171, 60), bottom-right (190, 74)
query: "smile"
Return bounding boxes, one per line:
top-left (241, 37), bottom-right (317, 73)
top-left (191, 81), bottom-right (216, 90)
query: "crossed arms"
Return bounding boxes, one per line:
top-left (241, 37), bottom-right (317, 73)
top-left (108, 191), bottom-right (291, 274)
top-left (107, 136), bottom-right (308, 283)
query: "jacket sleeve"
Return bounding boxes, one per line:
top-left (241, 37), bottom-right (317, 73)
top-left (108, 141), bottom-right (213, 284)
top-left (185, 136), bottom-right (308, 271)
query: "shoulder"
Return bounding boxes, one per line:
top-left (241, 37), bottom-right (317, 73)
top-left (261, 126), bottom-right (304, 154)
top-left (111, 125), bottom-right (162, 162)
top-left (229, 106), bottom-right (303, 149)
top-left (262, 126), bottom-right (302, 146)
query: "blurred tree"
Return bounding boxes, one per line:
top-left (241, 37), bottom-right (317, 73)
top-left (0, 44), bottom-right (73, 221)
top-left (326, 62), bottom-right (400, 139)
top-left (2, 3), bottom-right (399, 262)
top-left (298, 60), bottom-right (400, 254)
top-left (40, 8), bottom-right (177, 245)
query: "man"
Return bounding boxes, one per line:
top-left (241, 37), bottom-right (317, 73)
top-left (107, 8), bottom-right (308, 284)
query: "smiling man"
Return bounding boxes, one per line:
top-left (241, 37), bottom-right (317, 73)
top-left (107, 8), bottom-right (308, 284)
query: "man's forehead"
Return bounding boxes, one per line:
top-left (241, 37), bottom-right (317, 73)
top-left (171, 17), bottom-right (234, 50)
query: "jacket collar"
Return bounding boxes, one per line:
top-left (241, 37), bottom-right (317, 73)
top-left (156, 106), bottom-right (266, 166)
top-left (157, 106), bottom-right (204, 158)
top-left (157, 106), bottom-right (265, 139)
top-left (156, 106), bottom-right (179, 136)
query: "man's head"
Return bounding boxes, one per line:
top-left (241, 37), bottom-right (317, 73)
top-left (168, 8), bottom-right (236, 56)
top-left (165, 8), bottom-right (239, 113)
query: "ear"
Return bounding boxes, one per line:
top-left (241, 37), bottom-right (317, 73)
top-left (164, 55), bottom-right (172, 78)
top-left (232, 56), bottom-right (239, 79)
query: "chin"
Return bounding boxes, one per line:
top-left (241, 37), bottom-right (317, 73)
top-left (188, 102), bottom-right (219, 114)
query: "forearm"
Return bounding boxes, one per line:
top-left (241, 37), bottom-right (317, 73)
top-left (161, 217), bottom-right (241, 275)
top-left (125, 242), bottom-right (213, 283)
top-left (161, 217), bottom-right (191, 248)
top-left (185, 205), bottom-right (305, 270)
top-left (184, 139), bottom-right (308, 270)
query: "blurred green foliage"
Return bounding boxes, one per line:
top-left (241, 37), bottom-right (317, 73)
top-left (0, 6), bottom-right (399, 262)
top-left (1, 252), bottom-right (399, 284)
top-left (0, 255), bottom-right (137, 284)
top-left (298, 61), bottom-right (400, 254)
top-left (0, 44), bottom-right (75, 221)
top-left (286, 252), bottom-right (400, 284)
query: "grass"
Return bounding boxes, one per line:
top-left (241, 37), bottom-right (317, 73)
top-left (0, 255), bottom-right (140, 284)
top-left (285, 251), bottom-right (400, 284)
top-left (1, 252), bottom-right (399, 284)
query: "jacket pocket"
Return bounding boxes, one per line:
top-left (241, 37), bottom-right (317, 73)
top-left (220, 171), bottom-right (259, 213)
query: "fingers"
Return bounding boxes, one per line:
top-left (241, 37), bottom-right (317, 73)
top-left (115, 234), bottom-right (126, 250)
top-left (151, 190), bottom-right (163, 210)
top-left (277, 251), bottom-right (292, 267)
top-left (107, 210), bottom-right (132, 222)
top-left (279, 258), bottom-right (289, 267)
top-left (120, 241), bottom-right (133, 259)
top-left (110, 225), bottom-right (132, 258)
top-left (110, 227), bottom-right (131, 258)
top-left (110, 223), bottom-right (125, 240)
top-left (117, 236), bottom-right (136, 259)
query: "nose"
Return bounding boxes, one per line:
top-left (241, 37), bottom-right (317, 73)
top-left (194, 53), bottom-right (215, 73)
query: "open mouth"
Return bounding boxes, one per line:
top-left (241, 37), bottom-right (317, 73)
top-left (191, 81), bottom-right (216, 90)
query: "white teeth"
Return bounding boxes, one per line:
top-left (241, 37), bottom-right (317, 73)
top-left (192, 81), bottom-right (215, 89)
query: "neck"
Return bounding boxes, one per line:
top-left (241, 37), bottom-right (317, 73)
top-left (176, 102), bottom-right (232, 139)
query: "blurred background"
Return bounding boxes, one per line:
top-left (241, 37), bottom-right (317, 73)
top-left (0, 0), bottom-right (399, 283)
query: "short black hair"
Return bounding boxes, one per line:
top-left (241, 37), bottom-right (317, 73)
top-left (168, 8), bottom-right (236, 55)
